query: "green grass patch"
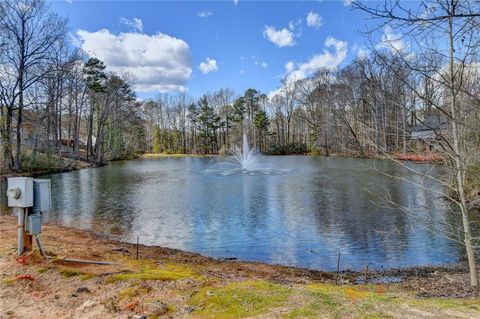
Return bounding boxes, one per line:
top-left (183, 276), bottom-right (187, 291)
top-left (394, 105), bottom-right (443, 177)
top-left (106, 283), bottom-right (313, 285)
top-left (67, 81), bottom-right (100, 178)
top-left (58, 268), bottom-right (86, 278)
top-left (78, 274), bottom-right (94, 280)
top-left (189, 280), bottom-right (292, 318)
top-left (107, 268), bottom-right (191, 282)
top-left (119, 286), bottom-right (152, 299)
top-left (3, 277), bottom-right (17, 285)
top-left (286, 284), bottom-right (398, 319)
top-left (106, 262), bottom-right (197, 283)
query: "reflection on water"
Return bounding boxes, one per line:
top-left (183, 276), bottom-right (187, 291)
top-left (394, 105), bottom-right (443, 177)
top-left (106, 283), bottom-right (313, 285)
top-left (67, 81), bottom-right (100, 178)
top-left (0, 156), bottom-right (474, 271)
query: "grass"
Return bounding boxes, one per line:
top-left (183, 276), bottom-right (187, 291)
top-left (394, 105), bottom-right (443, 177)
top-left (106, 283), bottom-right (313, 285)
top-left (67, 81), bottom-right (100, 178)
top-left (285, 284), bottom-right (480, 319)
top-left (107, 268), bottom-right (192, 282)
top-left (188, 280), bottom-right (292, 318)
top-left (409, 297), bottom-right (480, 312)
top-left (118, 285), bottom-right (152, 299)
top-left (187, 280), bottom-right (480, 319)
top-left (106, 259), bottom-right (199, 283)
top-left (58, 268), bottom-right (86, 278)
top-left (3, 277), bottom-right (17, 285)
top-left (285, 284), bottom-right (398, 319)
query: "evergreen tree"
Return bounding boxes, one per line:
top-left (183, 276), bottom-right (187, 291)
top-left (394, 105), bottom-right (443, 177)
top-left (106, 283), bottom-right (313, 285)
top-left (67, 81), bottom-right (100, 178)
top-left (152, 125), bottom-right (162, 153)
top-left (197, 96), bottom-right (220, 154)
top-left (254, 110), bottom-right (269, 151)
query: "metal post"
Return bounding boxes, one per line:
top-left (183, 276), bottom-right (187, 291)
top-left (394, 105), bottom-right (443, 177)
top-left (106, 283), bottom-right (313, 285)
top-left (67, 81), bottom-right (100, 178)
top-left (17, 207), bottom-right (25, 255)
top-left (34, 234), bottom-right (47, 257)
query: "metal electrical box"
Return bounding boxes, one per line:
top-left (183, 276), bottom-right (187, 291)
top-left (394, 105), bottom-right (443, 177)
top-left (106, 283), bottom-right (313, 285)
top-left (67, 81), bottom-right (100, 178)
top-left (27, 213), bottom-right (42, 235)
top-left (7, 177), bottom-right (33, 208)
top-left (33, 179), bottom-right (51, 213)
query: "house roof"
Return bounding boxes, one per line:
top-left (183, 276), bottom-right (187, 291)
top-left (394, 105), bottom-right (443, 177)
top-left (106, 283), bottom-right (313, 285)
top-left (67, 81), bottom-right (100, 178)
top-left (412, 115), bottom-right (447, 132)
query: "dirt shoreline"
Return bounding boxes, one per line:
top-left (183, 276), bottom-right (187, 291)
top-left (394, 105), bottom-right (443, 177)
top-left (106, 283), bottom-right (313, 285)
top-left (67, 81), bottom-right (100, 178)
top-left (0, 159), bottom-right (96, 179)
top-left (1, 214), bottom-right (480, 319)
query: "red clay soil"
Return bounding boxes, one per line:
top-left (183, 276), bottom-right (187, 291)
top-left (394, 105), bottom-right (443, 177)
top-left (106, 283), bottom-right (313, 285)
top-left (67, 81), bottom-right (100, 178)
top-left (393, 152), bottom-right (444, 163)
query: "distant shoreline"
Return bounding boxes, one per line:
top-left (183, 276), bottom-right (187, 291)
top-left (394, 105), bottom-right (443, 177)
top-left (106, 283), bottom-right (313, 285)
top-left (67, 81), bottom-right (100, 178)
top-left (0, 159), bottom-right (96, 179)
top-left (140, 151), bottom-right (444, 163)
top-left (0, 151), bottom-right (442, 179)
top-left (141, 153), bottom-right (219, 158)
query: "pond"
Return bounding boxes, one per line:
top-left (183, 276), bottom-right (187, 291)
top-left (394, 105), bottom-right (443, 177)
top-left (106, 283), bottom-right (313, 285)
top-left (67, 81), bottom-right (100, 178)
top-left (0, 156), bottom-right (472, 271)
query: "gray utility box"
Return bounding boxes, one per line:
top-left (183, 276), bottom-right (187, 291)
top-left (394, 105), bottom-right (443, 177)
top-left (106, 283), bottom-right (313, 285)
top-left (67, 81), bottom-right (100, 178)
top-left (33, 179), bottom-right (51, 213)
top-left (7, 177), bottom-right (33, 208)
top-left (27, 213), bottom-right (42, 235)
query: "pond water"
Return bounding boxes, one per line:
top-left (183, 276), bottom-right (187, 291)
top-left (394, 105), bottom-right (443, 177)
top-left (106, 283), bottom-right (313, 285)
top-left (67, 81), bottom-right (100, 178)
top-left (0, 156), bottom-right (473, 271)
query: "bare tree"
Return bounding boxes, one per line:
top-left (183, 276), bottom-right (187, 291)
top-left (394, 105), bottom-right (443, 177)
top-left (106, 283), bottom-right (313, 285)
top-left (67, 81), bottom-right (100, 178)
top-left (353, 0), bottom-right (480, 286)
top-left (0, 0), bottom-right (67, 171)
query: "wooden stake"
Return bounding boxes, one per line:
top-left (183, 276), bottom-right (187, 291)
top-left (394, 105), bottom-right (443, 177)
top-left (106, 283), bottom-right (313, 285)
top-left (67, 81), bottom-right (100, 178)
top-left (136, 236), bottom-right (139, 260)
top-left (335, 252), bottom-right (341, 285)
top-left (364, 264), bottom-right (369, 285)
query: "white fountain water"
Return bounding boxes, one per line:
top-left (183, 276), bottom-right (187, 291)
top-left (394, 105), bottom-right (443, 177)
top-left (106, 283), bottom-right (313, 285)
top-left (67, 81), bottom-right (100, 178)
top-left (231, 134), bottom-right (259, 171)
top-left (202, 133), bottom-right (290, 176)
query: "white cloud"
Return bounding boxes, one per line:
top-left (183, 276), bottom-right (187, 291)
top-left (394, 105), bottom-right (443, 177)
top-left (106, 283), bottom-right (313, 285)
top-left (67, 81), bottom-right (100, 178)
top-left (306, 11), bottom-right (322, 29)
top-left (343, 0), bottom-right (353, 6)
top-left (252, 56), bottom-right (268, 68)
top-left (120, 17), bottom-right (143, 32)
top-left (377, 26), bottom-right (406, 53)
top-left (197, 10), bottom-right (212, 18)
top-left (77, 29), bottom-right (192, 92)
top-left (233, 0), bottom-right (239, 5)
top-left (285, 37), bottom-right (348, 82)
top-left (199, 58), bottom-right (219, 74)
top-left (288, 19), bottom-right (302, 31)
top-left (357, 46), bottom-right (369, 59)
top-left (285, 61), bottom-right (295, 73)
top-left (263, 25), bottom-right (295, 47)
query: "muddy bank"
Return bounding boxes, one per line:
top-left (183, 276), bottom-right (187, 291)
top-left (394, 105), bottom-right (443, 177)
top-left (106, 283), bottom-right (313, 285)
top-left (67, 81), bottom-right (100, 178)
top-left (0, 158), bottom-right (96, 179)
top-left (1, 214), bottom-right (479, 319)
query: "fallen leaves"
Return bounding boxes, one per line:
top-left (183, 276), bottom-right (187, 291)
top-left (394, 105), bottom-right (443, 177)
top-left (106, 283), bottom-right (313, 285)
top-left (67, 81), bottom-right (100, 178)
top-left (124, 300), bottom-right (140, 311)
top-left (16, 274), bottom-right (35, 281)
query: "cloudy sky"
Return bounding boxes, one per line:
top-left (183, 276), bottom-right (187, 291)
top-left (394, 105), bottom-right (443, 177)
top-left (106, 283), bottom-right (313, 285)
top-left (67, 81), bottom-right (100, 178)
top-left (52, 0), bottom-right (385, 99)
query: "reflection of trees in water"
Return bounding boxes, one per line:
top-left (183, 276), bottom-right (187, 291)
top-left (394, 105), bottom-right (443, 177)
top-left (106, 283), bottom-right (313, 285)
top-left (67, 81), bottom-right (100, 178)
top-left (374, 161), bottom-right (471, 262)
top-left (48, 162), bottom-right (138, 238)
top-left (40, 156), bottom-right (474, 270)
top-left (312, 167), bottom-right (408, 251)
top-left (290, 159), bottom-right (463, 269)
top-left (189, 173), bottom-right (272, 257)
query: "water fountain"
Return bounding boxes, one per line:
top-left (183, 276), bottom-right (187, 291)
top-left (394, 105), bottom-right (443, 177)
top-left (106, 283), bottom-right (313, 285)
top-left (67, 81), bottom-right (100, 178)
top-left (230, 134), bottom-right (259, 171)
top-left (202, 133), bottom-right (289, 176)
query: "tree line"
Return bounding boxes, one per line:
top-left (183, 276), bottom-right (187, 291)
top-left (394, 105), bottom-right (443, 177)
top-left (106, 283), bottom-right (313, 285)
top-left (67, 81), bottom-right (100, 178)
top-left (0, 0), bottom-right (145, 172)
top-left (4, 0), bottom-right (479, 172)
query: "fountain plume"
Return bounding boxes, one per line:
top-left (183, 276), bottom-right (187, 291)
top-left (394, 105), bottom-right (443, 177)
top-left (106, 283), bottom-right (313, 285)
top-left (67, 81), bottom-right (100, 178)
top-left (231, 134), bottom-right (259, 171)
top-left (202, 133), bottom-right (289, 176)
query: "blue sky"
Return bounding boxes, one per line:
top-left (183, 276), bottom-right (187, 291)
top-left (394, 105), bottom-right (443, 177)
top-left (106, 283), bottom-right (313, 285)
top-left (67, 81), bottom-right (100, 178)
top-left (51, 0), bottom-right (379, 99)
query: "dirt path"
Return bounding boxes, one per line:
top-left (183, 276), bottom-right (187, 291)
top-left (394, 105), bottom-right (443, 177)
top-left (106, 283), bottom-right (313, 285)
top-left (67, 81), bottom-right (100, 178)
top-left (1, 214), bottom-right (479, 319)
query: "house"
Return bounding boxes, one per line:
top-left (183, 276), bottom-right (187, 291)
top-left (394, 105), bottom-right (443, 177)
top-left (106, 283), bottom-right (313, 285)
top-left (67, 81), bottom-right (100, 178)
top-left (410, 115), bottom-right (448, 151)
